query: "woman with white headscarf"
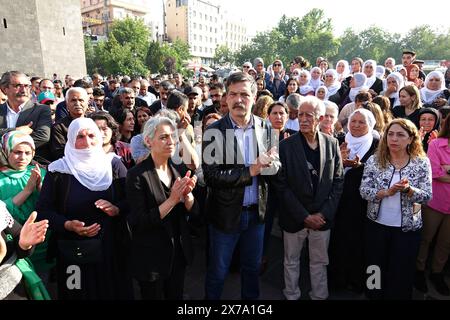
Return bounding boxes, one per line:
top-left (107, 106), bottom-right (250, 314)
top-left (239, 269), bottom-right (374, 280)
top-left (309, 67), bottom-right (324, 91)
top-left (336, 60), bottom-right (350, 82)
top-left (383, 72), bottom-right (405, 108)
top-left (36, 117), bottom-right (132, 300)
top-left (348, 72), bottom-right (368, 103)
top-left (329, 108), bottom-right (379, 292)
top-left (363, 60), bottom-right (384, 95)
top-left (420, 71), bottom-right (449, 109)
top-left (298, 69), bottom-right (314, 96)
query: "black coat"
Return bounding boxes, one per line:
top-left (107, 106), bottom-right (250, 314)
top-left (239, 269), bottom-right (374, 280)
top-left (274, 132), bottom-right (344, 232)
top-left (126, 156), bottom-right (196, 281)
top-left (201, 114), bottom-right (281, 233)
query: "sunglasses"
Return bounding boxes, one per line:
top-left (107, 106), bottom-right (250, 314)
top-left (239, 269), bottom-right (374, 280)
top-left (243, 65), bottom-right (250, 68)
top-left (273, 63), bottom-right (282, 67)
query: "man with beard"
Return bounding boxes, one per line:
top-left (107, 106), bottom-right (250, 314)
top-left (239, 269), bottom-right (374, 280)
top-left (0, 71), bottom-right (52, 165)
top-left (49, 87), bottom-right (89, 160)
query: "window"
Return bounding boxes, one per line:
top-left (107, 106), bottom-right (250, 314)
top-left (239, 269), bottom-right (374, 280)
top-left (210, 37), bottom-right (212, 42)
top-left (199, 24), bottom-right (202, 30)
top-left (193, 11), bottom-right (196, 16)
top-left (199, 47), bottom-right (202, 52)
top-left (210, 27), bottom-right (212, 32)
top-left (63, 27), bottom-right (66, 36)
top-left (194, 46), bottom-right (197, 51)
top-left (3, 18), bottom-right (7, 28)
top-left (194, 34), bottom-right (197, 40)
top-left (199, 35), bottom-right (202, 41)
top-left (193, 22), bottom-right (196, 28)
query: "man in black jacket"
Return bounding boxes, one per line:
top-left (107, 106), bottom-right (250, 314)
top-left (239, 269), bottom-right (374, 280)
top-left (202, 72), bottom-right (280, 300)
top-left (0, 71), bottom-right (52, 165)
top-left (274, 96), bottom-right (344, 300)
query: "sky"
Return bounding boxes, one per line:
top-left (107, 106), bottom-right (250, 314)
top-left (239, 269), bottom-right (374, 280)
top-left (221, 0), bottom-right (450, 38)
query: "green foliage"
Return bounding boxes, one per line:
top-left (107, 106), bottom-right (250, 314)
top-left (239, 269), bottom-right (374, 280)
top-left (84, 36), bottom-right (97, 75)
top-left (234, 9), bottom-right (450, 69)
top-left (146, 39), bottom-right (192, 76)
top-left (214, 45), bottom-right (235, 65)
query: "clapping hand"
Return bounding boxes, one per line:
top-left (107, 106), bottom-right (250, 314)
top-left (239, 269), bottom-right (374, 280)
top-left (18, 211), bottom-right (48, 250)
top-left (343, 155), bottom-right (361, 168)
top-left (95, 199), bottom-right (120, 217)
top-left (392, 178), bottom-right (410, 193)
top-left (64, 220), bottom-right (101, 238)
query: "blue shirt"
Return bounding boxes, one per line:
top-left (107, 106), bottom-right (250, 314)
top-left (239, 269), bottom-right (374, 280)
top-left (230, 115), bottom-right (258, 206)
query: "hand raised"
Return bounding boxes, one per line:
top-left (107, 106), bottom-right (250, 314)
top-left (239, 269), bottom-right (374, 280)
top-left (19, 211), bottom-right (48, 250)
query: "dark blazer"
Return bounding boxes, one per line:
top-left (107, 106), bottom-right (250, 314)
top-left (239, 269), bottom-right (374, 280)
top-left (126, 156), bottom-right (196, 281)
top-left (49, 115), bottom-right (73, 161)
top-left (0, 100), bottom-right (52, 162)
top-left (202, 114), bottom-right (281, 233)
top-left (275, 132), bottom-right (344, 233)
top-left (369, 78), bottom-right (384, 95)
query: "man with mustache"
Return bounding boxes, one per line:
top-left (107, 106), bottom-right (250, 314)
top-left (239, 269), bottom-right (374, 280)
top-left (202, 72), bottom-right (280, 300)
top-left (0, 71), bottom-right (52, 166)
top-left (49, 87), bottom-right (89, 160)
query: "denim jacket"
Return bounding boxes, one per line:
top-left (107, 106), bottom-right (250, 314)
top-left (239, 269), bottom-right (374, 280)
top-left (359, 155), bottom-right (432, 232)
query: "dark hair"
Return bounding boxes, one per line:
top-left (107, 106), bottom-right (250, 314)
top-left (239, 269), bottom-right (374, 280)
top-left (355, 91), bottom-right (372, 103)
top-left (93, 87), bottom-right (105, 97)
top-left (209, 83), bottom-right (224, 91)
top-left (160, 80), bottom-right (175, 91)
top-left (89, 111), bottom-right (120, 146)
top-left (53, 79), bottom-right (63, 86)
top-left (283, 78), bottom-right (299, 98)
top-left (268, 101), bottom-right (288, 115)
top-left (30, 76), bottom-right (41, 83)
top-left (167, 90), bottom-right (188, 110)
top-left (293, 56), bottom-right (310, 69)
top-left (0, 71), bottom-right (27, 88)
top-left (226, 72), bottom-right (257, 96)
top-left (438, 111), bottom-right (450, 138)
top-left (111, 108), bottom-right (134, 126)
top-left (73, 79), bottom-right (93, 89)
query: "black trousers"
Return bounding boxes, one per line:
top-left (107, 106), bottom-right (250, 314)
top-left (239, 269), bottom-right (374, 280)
top-left (138, 243), bottom-right (187, 300)
top-left (365, 218), bottom-right (421, 300)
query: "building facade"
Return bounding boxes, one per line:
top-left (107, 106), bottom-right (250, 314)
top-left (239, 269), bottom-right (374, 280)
top-left (0, 0), bottom-right (87, 78)
top-left (166, 0), bottom-right (248, 65)
top-left (80, 0), bottom-right (152, 38)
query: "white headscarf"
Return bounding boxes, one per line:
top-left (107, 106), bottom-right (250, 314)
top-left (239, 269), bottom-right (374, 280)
top-left (315, 85), bottom-right (328, 101)
top-left (363, 60), bottom-right (378, 88)
top-left (309, 67), bottom-right (323, 91)
top-left (325, 69), bottom-right (341, 97)
top-left (420, 71), bottom-right (446, 104)
top-left (376, 66), bottom-right (386, 79)
top-left (48, 118), bottom-right (114, 191)
top-left (336, 60), bottom-right (350, 82)
top-left (345, 109), bottom-right (376, 172)
top-left (349, 72), bottom-right (368, 102)
top-left (298, 70), bottom-right (314, 95)
top-left (385, 72), bottom-right (404, 107)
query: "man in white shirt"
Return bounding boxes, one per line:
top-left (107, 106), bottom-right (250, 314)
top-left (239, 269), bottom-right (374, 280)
top-left (138, 79), bottom-right (156, 105)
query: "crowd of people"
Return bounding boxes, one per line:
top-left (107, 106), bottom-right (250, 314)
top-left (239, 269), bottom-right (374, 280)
top-left (0, 49), bottom-right (450, 300)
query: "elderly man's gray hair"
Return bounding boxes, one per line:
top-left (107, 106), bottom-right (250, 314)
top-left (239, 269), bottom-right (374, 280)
top-left (300, 96), bottom-right (326, 118)
top-left (286, 93), bottom-right (302, 109)
top-left (65, 87), bottom-right (88, 101)
top-left (118, 87), bottom-right (134, 95)
top-left (142, 116), bottom-right (177, 147)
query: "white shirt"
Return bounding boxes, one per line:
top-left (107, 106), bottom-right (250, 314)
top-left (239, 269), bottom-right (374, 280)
top-left (377, 170), bottom-right (402, 227)
top-left (285, 118), bottom-right (299, 131)
top-left (6, 102), bottom-right (25, 128)
top-left (138, 93), bottom-right (157, 106)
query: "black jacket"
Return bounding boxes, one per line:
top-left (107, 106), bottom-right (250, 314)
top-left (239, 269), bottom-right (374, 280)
top-left (126, 156), bottom-right (196, 281)
top-left (274, 132), bottom-right (344, 232)
top-left (202, 114), bottom-right (281, 233)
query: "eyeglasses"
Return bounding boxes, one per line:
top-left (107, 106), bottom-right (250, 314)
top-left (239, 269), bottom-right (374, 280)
top-left (273, 63), bottom-right (282, 67)
top-left (243, 66), bottom-right (250, 68)
top-left (9, 83), bottom-right (31, 89)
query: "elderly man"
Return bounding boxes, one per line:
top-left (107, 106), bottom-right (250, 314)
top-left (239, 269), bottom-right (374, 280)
top-left (274, 96), bottom-right (344, 300)
top-left (49, 87), bottom-right (89, 160)
top-left (0, 71), bottom-right (52, 165)
top-left (138, 79), bottom-right (156, 106)
top-left (202, 72), bottom-right (280, 300)
top-left (127, 78), bottom-right (149, 108)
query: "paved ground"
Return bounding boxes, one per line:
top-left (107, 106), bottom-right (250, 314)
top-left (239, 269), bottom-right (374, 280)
top-left (183, 223), bottom-right (450, 301)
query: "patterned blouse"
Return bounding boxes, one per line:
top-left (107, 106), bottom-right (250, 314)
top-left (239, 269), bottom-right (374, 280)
top-left (360, 155), bottom-right (432, 232)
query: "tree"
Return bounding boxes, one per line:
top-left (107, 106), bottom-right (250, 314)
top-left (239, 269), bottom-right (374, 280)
top-left (109, 17), bottom-right (150, 61)
top-left (146, 39), bottom-right (192, 76)
top-left (84, 36), bottom-right (97, 75)
top-left (214, 45), bottom-right (235, 66)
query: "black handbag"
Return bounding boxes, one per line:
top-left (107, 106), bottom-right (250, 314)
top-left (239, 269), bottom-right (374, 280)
top-left (57, 238), bottom-right (103, 264)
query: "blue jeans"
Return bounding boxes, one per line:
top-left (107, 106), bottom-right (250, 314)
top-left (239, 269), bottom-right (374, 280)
top-left (205, 209), bottom-right (265, 300)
